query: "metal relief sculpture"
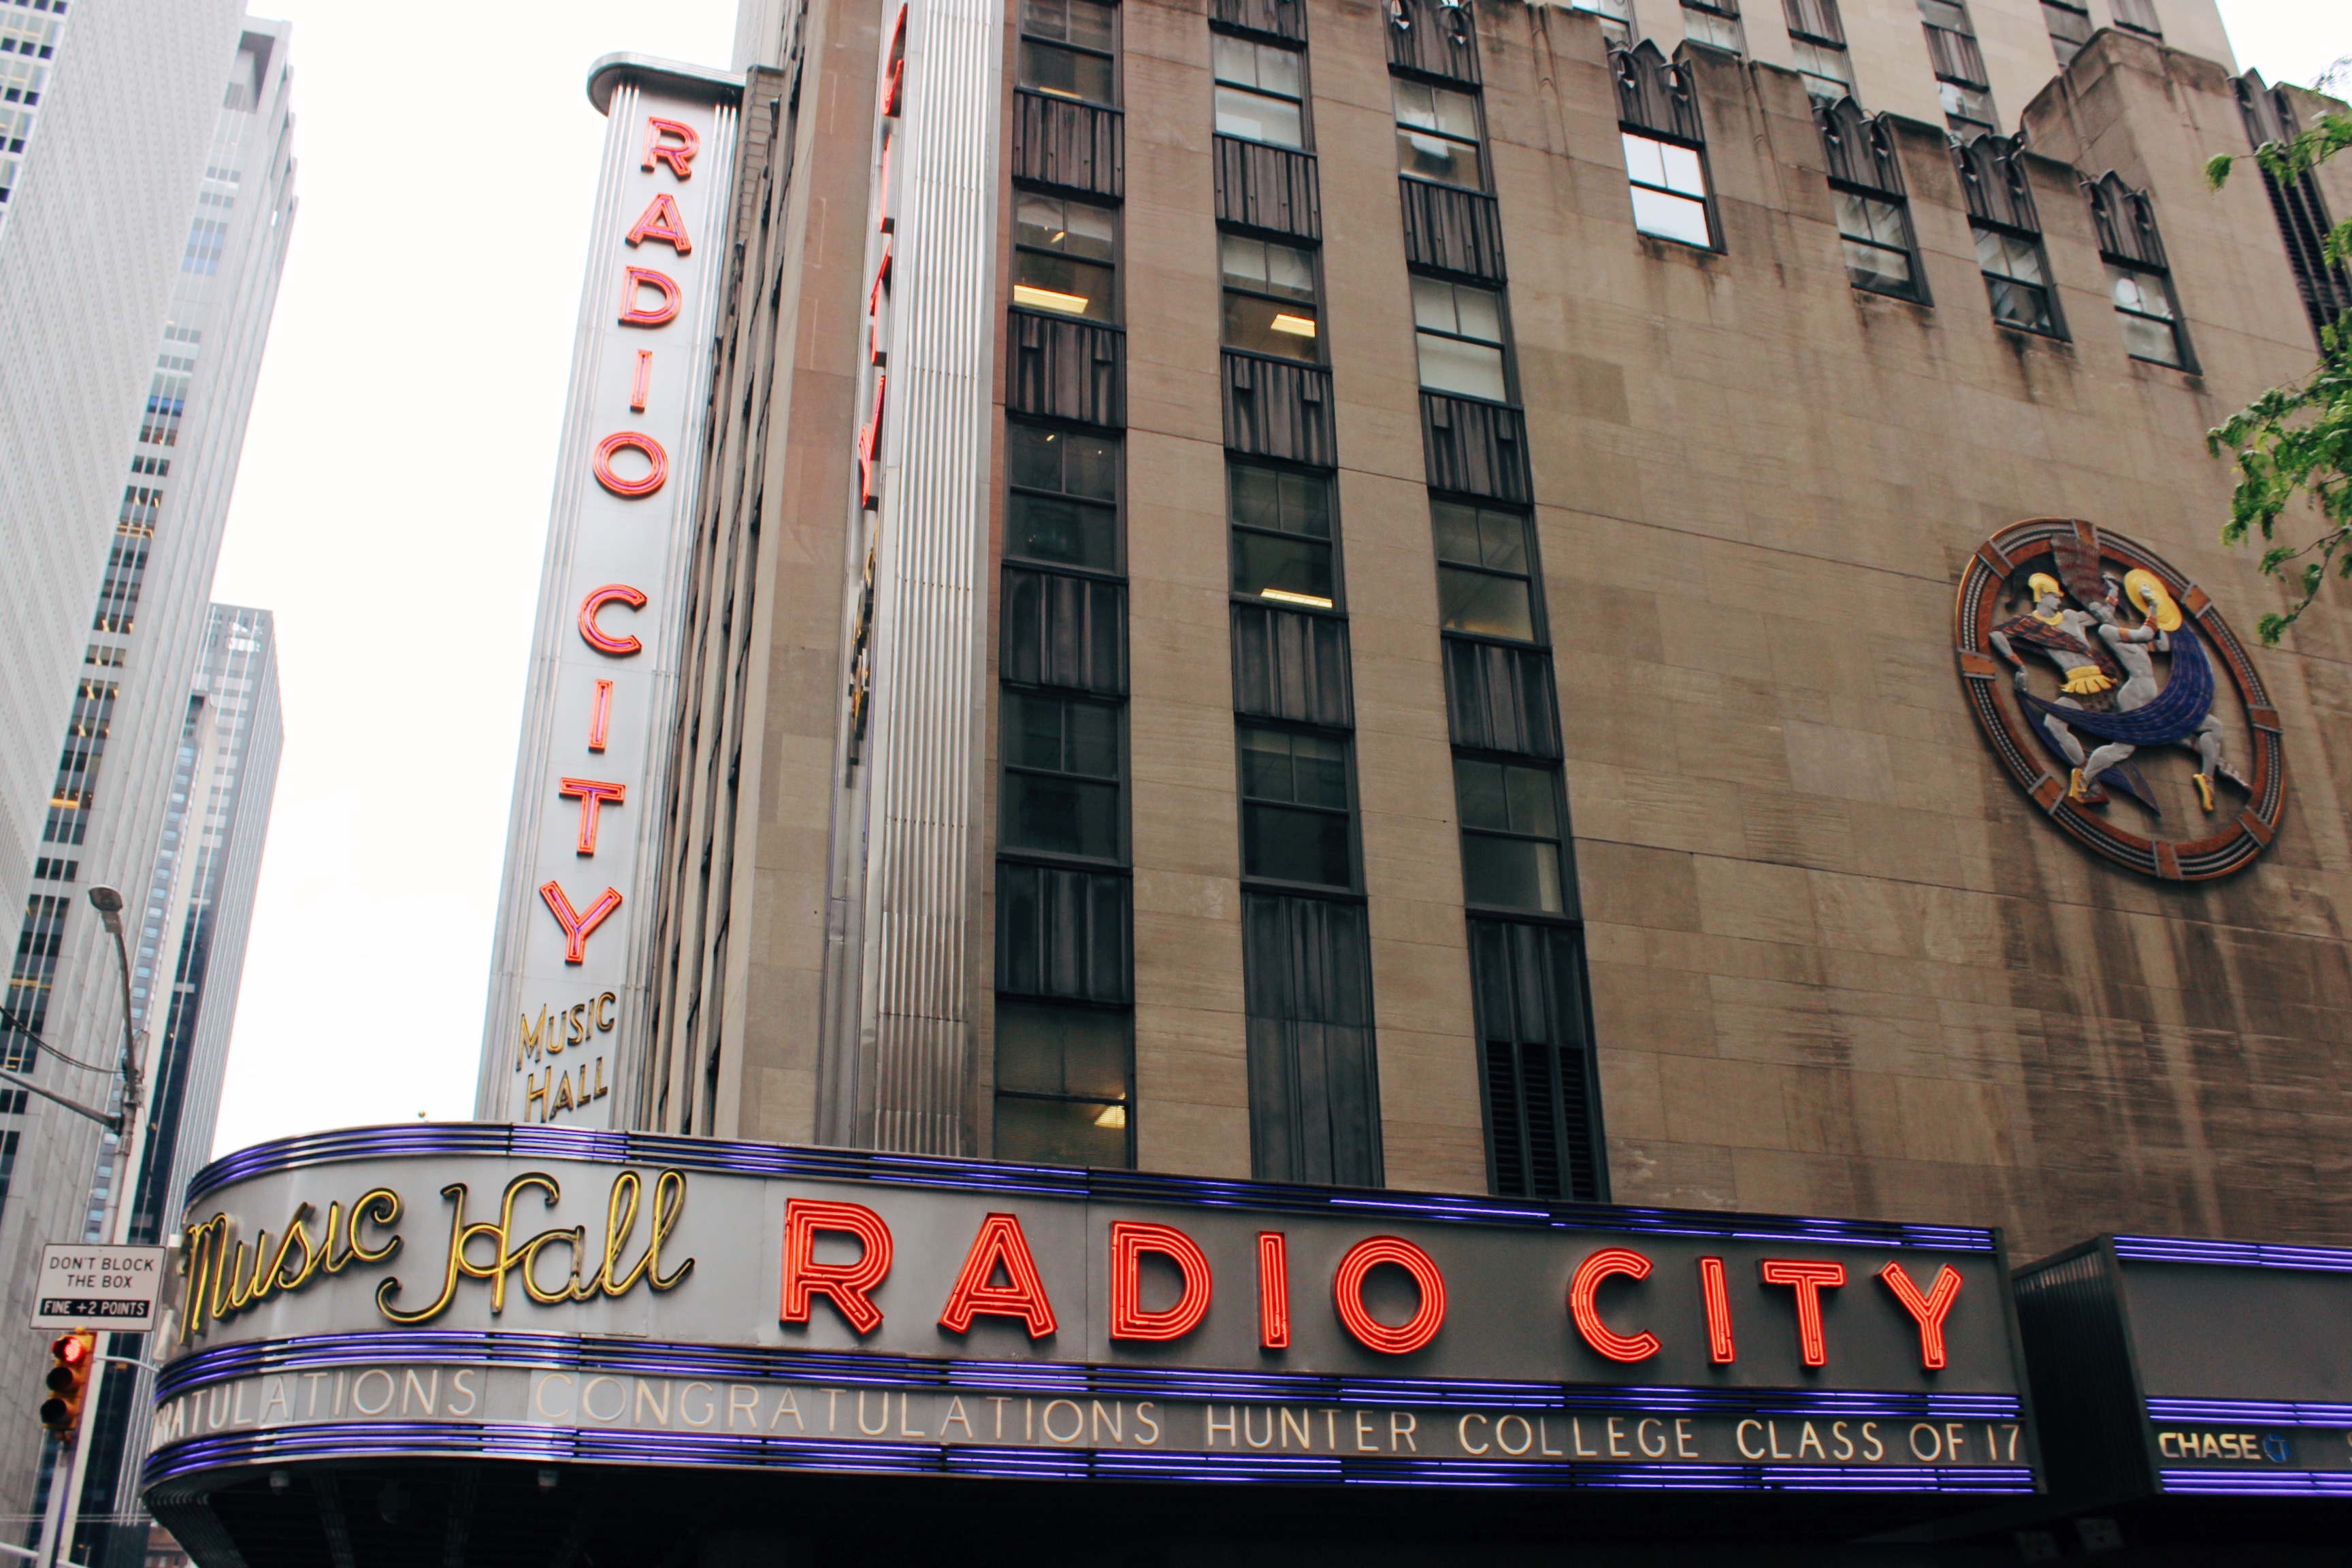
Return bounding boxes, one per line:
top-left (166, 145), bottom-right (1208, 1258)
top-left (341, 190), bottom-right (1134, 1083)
top-left (1954, 519), bottom-right (2287, 879)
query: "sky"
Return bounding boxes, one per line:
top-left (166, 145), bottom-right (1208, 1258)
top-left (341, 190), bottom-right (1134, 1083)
top-left (204, 0), bottom-right (2350, 1157)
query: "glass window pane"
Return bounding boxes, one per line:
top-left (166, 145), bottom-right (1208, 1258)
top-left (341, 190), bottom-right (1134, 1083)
top-left (1232, 532), bottom-right (1335, 604)
top-left (1455, 759), bottom-right (1507, 829)
top-left (1240, 726), bottom-right (1295, 801)
top-left (1009, 493), bottom-right (1117, 568)
top-left (1656, 142), bottom-right (1708, 197)
top-left (2108, 263), bottom-right (2168, 317)
top-left (1439, 566), bottom-right (1535, 640)
top-left (1986, 276), bottom-right (2054, 333)
top-left (1476, 508), bottom-right (1527, 570)
top-left (1224, 291), bottom-right (1322, 360)
top-left (1021, 0), bottom-right (1115, 52)
top-left (1411, 276), bottom-right (1459, 333)
top-left (1015, 195), bottom-right (1116, 260)
top-left (2119, 310), bottom-right (2183, 365)
top-left (1417, 333), bottom-right (1508, 400)
top-left (1014, 252), bottom-right (1115, 320)
top-left (1844, 239), bottom-right (1914, 292)
top-left (1215, 85), bottom-right (1303, 148)
top-left (1620, 132), bottom-right (1667, 188)
top-left (1020, 40), bottom-right (1113, 103)
top-left (1220, 234), bottom-right (1267, 287)
top-left (1393, 80), bottom-right (1435, 127)
top-left (1630, 186), bottom-right (1712, 247)
top-left (1261, 242), bottom-right (1317, 301)
top-left (1397, 128), bottom-right (1480, 187)
top-left (1292, 734), bottom-right (1348, 808)
top-left (1002, 771), bottom-right (1119, 857)
top-left (1505, 766), bottom-right (1559, 836)
top-left (1431, 500), bottom-right (1483, 565)
top-left (1461, 834), bottom-right (1566, 913)
top-left (996, 1000), bottom-right (1128, 1098)
top-left (1239, 728), bottom-right (1348, 807)
top-left (1451, 284), bottom-right (1503, 344)
top-left (1230, 466), bottom-right (1329, 536)
top-left (1244, 802), bottom-right (1352, 886)
top-left (1004, 693), bottom-right (1065, 771)
top-left (996, 1094), bottom-right (1129, 1166)
top-left (1215, 36), bottom-right (1300, 97)
top-left (1003, 693), bottom-right (1119, 776)
top-left (1008, 424), bottom-right (1117, 500)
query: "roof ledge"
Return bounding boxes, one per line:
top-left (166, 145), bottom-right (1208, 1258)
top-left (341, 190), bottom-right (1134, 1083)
top-left (587, 52), bottom-right (742, 116)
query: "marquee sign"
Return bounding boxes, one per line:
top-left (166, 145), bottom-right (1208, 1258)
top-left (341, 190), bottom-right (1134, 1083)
top-left (146, 1126), bottom-right (2038, 1494)
top-left (478, 59), bottom-right (742, 1128)
top-left (1953, 517), bottom-right (2287, 880)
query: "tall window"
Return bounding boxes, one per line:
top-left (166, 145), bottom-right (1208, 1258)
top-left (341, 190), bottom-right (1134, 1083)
top-left (1238, 725), bottom-right (1354, 888)
top-left (1221, 235), bottom-right (1321, 361)
top-left (1013, 193), bottom-right (1116, 321)
top-left (1000, 693), bottom-right (1121, 860)
top-left (1433, 500), bottom-right (1537, 640)
top-left (2106, 264), bottom-right (2184, 365)
top-left (1837, 190), bottom-right (1920, 297)
top-left (1456, 759), bottom-right (1567, 914)
top-left (1230, 463), bottom-right (1335, 608)
top-left (3, 897), bottom-right (69, 1072)
top-left (996, 1002), bottom-right (1132, 1166)
top-left (2112, 0), bottom-right (2161, 38)
top-left (1412, 277), bottom-right (1508, 400)
top-left (2087, 175), bottom-right (2190, 368)
top-left (1975, 223), bottom-right (2058, 334)
top-left (1019, 0), bottom-right (1116, 103)
top-left (2040, 0), bottom-right (2091, 68)
top-left (1681, 0), bottom-right (1745, 52)
top-left (1007, 423), bottom-right (1119, 571)
top-left (1917, 0), bottom-right (1996, 138)
top-left (1622, 131), bottom-right (1712, 248)
top-left (1782, 0), bottom-right (1853, 102)
top-left (1213, 33), bottom-right (1305, 148)
top-left (1394, 78), bottom-right (1482, 189)
top-left (1571, 0), bottom-right (1635, 48)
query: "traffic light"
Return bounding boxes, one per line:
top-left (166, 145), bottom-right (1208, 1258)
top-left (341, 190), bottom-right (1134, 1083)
top-left (39, 1331), bottom-right (95, 1434)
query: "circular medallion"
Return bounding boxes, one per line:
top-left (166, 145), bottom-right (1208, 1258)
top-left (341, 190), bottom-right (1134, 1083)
top-left (1952, 519), bottom-right (2287, 880)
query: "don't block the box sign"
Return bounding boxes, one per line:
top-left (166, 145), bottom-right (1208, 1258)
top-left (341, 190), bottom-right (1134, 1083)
top-left (143, 1126), bottom-right (2040, 1496)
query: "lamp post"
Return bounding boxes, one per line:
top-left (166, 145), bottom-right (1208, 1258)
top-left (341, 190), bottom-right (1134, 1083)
top-left (31, 887), bottom-right (154, 1568)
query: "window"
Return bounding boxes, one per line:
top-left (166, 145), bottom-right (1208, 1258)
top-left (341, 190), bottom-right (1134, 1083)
top-left (1013, 193), bottom-right (1116, 321)
top-left (1835, 191), bottom-right (1919, 297)
top-left (2112, 0), bottom-right (2161, 38)
top-left (1681, 0), bottom-right (1745, 52)
top-left (1243, 894), bottom-right (1381, 1187)
top-left (0, 1130), bottom-right (18, 1229)
top-left (1791, 37), bottom-right (1852, 101)
top-left (1019, 0), bottom-right (1116, 103)
top-left (1938, 80), bottom-right (1995, 138)
top-left (1456, 759), bottom-right (1566, 913)
top-left (1394, 78), bottom-right (1482, 189)
top-left (1001, 693), bottom-right (1121, 859)
top-left (1239, 725), bottom-right (1352, 887)
top-left (995, 1001), bottom-right (1132, 1166)
top-left (2040, 0), bottom-right (2091, 67)
top-left (1433, 502), bottom-right (1537, 641)
top-left (1621, 132), bottom-right (1712, 248)
top-left (1412, 276), bottom-right (1508, 400)
top-left (1213, 33), bottom-right (1304, 149)
top-left (1974, 224), bottom-right (2058, 334)
top-left (1572, 0), bottom-right (1635, 48)
top-left (1006, 423), bottom-right (1120, 570)
top-left (1221, 235), bottom-right (1320, 362)
top-left (4, 896), bottom-right (69, 1071)
top-left (2107, 263), bottom-right (2185, 366)
top-left (1918, 0), bottom-right (1995, 135)
top-left (1230, 464), bottom-right (1335, 606)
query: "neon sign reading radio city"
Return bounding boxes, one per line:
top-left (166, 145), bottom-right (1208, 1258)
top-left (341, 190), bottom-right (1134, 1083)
top-left (781, 1203), bottom-right (1967, 1369)
top-left (532, 116), bottom-right (700, 985)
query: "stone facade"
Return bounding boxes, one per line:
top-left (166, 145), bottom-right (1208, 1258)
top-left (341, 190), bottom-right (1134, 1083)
top-left (662, 1), bottom-right (2352, 1261)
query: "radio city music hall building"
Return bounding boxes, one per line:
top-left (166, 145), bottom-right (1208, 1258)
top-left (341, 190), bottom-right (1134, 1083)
top-left (140, 1), bottom-right (2352, 1563)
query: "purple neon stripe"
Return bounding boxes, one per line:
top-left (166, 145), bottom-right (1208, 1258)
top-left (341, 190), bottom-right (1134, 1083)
top-left (2112, 1235), bottom-right (2352, 1272)
top-left (182, 1124), bottom-right (1994, 1251)
top-left (2145, 1398), bottom-right (2352, 1427)
top-left (142, 1419), bottom-right (2034, 1496)
top-left (156, 1332), bottom-right (2019, 1423)
top-left (2159, 1469), bottom-right (2352, 1495)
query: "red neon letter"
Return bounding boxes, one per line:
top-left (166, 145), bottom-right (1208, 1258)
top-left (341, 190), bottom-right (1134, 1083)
top-left (558, 778), bottom-right (626, 855)
top-left (1333, 1237), bottom-right (1446, 1355)
top-left (857, 373), bottom-right (887, 507)
top-left (938, 1213), bottom-right (1058, 1338)
top-left (1699, 1256), bottom-right (1736, 1365)
top-left (1108, 1222), bottom-right (1212, 1342)
top-left (1258, 1232), bottom-right (1290, 1350)
top-left (538, 881), bottom-right (621, 964)
top-left (780, 1198), bottom-right (893, 1335)
top-left (593, 431), bottom-right (668, 497)
top-left (618, 266), bottom-right (679, 327)
top-left (1760, 1259), bottom-right (1847, 1368)
top-left (879, 7), bottom-right (907, 116)
top-left (1878, 1261), bottom-right (1963, 1371)
top-left (578, 584), bottom-right (647, 655)
top-left (625, 191), bottom-right (692, 254)
top-left (630, 350), bottom-right (653, 413)
top-left (1568, 1248), bottom-right (1660, 1362)
top-left (642, 116), bottom-right (699, 178)
top-left (588, 679), bottom-right (614, 751)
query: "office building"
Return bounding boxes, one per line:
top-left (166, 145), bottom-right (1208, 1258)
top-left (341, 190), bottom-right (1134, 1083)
top-left (0, 15), bottom-right (294, 1558)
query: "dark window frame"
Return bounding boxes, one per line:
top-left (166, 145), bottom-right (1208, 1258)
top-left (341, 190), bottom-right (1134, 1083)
top-left (1211, 24), bottom-right (1312, 153)
top-left (1971, 216), bottom-right (2068, 340)
top-left (1228, 456), bottom-right (1345, 612)
top-left (2103, 255), bottom-right (2193, 371)
top-left (992, 996), bottom-right (1138, 1169)
top-left (1004, 416), bottom-right (1126, 577)
top-left (1829, 179), bottom-right (1929, 302)
top-left (998, 686), bottom-right (1130, 867)
top-left (1410, 272), bottom-right (1518, 404)
top-left (1219, 231), bottom-right (1326, 365)
top-left (1431, 496), bottom-right (1548, 647)
top-left (1452, 750), bottom-right (1573, 919)
top-left (1017, 0), bottom-right (1121, 108)
top-left (1235, 718), bottom-right (1363, 895)
top-left (1390, 70), bottom-right (1488, 194)
top-left (1012, 191), bottom-right (1122, 325)
top-left (1619, 125), bottom-right (1720, 253)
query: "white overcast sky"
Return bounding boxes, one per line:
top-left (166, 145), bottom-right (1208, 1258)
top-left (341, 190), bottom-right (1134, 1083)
top-left (205, 1), bottom-right (2349, 1156)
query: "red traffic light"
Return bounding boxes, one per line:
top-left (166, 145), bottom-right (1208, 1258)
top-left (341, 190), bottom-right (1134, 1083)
top-left (39, 1331), bottom-right (95, 1434)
